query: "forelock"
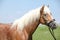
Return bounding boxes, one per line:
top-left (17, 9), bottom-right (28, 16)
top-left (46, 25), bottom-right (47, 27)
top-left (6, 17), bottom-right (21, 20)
top-left (44, 6), bottom-right (50, 14)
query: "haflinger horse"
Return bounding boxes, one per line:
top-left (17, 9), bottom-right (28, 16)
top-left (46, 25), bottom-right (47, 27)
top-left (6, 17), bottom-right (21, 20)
top-left (0, 5), bottom-right (57, 40)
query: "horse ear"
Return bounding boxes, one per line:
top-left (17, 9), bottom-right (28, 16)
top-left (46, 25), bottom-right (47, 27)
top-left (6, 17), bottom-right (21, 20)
top-left (40, 5), bottom-right (44, 14)
top-left (47, 5), bottom-right (49, 7)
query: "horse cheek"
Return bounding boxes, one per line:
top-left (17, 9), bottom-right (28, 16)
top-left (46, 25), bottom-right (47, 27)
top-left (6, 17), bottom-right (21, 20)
top-left (40, 18), bottom-right (45, 24)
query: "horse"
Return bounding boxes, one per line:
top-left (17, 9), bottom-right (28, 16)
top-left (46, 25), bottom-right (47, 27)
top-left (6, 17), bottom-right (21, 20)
top-left (0, 5), bottom-right (57, 40)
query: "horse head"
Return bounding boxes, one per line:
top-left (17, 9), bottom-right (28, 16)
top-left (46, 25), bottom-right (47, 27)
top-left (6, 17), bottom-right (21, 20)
top-left (40, 5), bottom-right (57, 29)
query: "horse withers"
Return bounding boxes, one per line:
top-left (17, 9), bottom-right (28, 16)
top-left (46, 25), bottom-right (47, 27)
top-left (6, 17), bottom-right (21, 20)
top-left (0, 23), bottom-right (12, 40)
top-left (0, 5), bottom-right (57, 40)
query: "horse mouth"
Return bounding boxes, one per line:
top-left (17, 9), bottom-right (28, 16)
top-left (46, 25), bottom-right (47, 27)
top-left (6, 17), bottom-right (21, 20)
top-left (47, 21), bottom-right (57, 29)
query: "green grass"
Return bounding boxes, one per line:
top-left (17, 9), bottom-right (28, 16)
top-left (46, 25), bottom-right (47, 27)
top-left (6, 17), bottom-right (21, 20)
top-left (33, 25), bottom-right (60, 40)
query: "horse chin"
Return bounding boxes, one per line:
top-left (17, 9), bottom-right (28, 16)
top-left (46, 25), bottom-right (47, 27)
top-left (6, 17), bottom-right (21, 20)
top-left (47, 21), bottom-right (57, 29)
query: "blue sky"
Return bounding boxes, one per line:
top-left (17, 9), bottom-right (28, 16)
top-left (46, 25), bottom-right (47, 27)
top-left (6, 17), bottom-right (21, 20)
top-left (0, 0), bottom-right (60, 23)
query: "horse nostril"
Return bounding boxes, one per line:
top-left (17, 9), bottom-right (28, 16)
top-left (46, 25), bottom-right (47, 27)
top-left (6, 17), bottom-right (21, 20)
top-left (53, 19), bottom-right (55, 21)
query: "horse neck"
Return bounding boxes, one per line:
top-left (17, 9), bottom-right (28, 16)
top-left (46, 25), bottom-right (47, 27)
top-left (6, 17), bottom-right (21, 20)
top-left (23, 9), bottom-right (40, 35)
top-left (12, 7), bottom-right (41, 35)
top-left (24, 19), bottom-right (40, 35)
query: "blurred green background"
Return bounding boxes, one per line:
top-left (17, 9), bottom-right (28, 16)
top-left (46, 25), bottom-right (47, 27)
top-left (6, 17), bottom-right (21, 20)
top-left (33, 25), bottom-right (60, 40)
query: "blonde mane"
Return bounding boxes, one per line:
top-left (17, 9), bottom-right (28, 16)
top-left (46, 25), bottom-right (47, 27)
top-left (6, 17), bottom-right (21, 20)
top-left (11, 6), bottom-right (42, 30)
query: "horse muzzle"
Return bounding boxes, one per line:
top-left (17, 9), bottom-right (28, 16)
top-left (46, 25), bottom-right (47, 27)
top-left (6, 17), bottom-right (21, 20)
top-left (47, 19), bottom-right (57, 29)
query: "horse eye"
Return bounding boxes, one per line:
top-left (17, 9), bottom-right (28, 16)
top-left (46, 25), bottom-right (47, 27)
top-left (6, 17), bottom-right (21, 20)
top-left (44, 14), bottom-right (47, 16)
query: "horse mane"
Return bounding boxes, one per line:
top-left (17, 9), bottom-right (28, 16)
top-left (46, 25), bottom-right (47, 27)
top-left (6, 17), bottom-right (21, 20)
top-left (11, 6), bottom-right (42, 30)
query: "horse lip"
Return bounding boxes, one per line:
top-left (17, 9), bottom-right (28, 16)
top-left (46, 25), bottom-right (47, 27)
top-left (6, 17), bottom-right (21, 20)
top-left (48, 21), bottom-right (57, 29)
top-left (51, 25), bottom-right (57, 29)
